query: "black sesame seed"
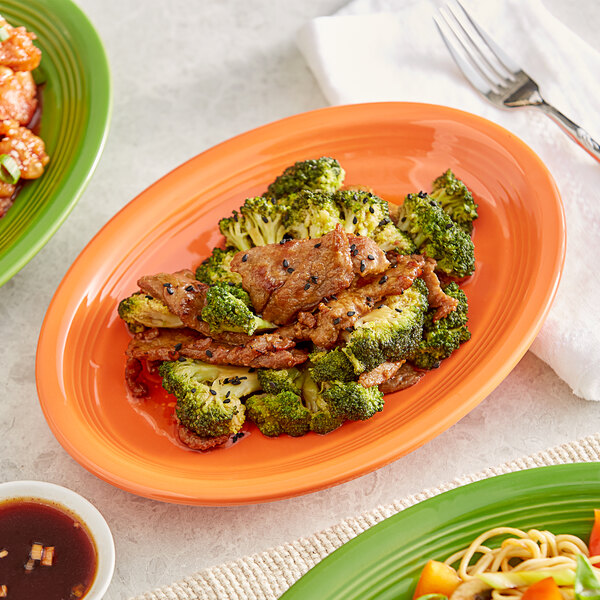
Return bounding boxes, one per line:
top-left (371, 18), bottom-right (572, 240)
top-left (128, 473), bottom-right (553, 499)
top-left (429, 200), bottom-right (436, 207)
top-left (177, 356), bottom-right (186, 362)
top-left (283, 259), bottom-right (289, 268)
top-left (166, 288), bottom-right (174, 295)
top-left (163, 282), bottom-right (171, 287)
top-left (225, 391), bottom-right (231, 398)
top-left (331, 295), bottom-right (337, 300)
top-left (262, 215), bottom-right (269, 223)
top-left (238, 376), bottom-right (247, 380)
top-left (350, 244), bottom-right (356, 252)
top-left (354, 193), bottom-right (360, 201)
top-left (401, 216), bottom-right (406, 223)
top-left (304, 283), bottom-right (311, 291)
top-left (311, 276), bottom-right (318, 283)
top-left (279, 239), bottom-right (285, 245)
top-left (352, 216), bottom-right (358, 225)
top-left (333, 317), bottom-right (341, 325)
top-left (223, 378), bottom-right (230, 384)
top-left (352, 249), bottom-right (359, 256)
top-left (314, 242), bottom-right (321, 248)
top-left (205, 349), bottom-right (213, 357)
top-left (174, 343), bottom-right (182, 351)
top-left (242, 254), bottom-right (248, 262)
top-left (347, 311), bottom-right (356, 317)
top-left (362, 197), bottom-right (367, 204)
top-left (395, 308), bottom-right (403, 313)
top-left (248, 367), bottom-right (256, 373)
top-left (223, 398), bottom-right (231, 404)
top-left (418, 191), bottom-right (427, 198)
top-left (367, 254), bottom-right (375, 261)
top-left (379, 275), bottom-right (388, 284)
top-left (360, 260), bottom-right (366, 273)
top-left (446, 222), bottom-right (453, 229)
top-left (145, 295), bottom-right (153, 300)
top-left (238, 432), bottom-right (244, 438)
top-left (377, 304), bottom-right (384, 309)
top-left (322, 297), bottom-right (329, 304)
top-left (366, 296), bottom-right (372, 302)
top-left (369, 206), bottom-right (375, 214)
top-left (210, 389), bottom-right (217, 396)
top-left (345, 326), bottom-right (354, 332)
top-left (287, 267), bottom-right (295, 274)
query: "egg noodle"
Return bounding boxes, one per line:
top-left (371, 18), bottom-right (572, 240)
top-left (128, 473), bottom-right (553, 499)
top-left (443, 527), bottom-right (600, 600)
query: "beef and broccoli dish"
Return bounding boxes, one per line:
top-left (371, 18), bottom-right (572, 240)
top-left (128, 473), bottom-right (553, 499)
top-left (119, 157), bottom-right (478, 451)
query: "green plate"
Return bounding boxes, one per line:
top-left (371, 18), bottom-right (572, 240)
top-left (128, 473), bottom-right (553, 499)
top-left (281, 463), bottom-right (600, 599)
top-left (0, 0), bottom-right (111, 285)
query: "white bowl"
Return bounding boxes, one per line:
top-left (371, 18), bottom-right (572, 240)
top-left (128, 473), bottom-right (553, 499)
top-left (0, 480), bottom-right (115, 599)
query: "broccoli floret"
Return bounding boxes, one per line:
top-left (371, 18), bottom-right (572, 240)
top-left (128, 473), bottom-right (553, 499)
top-left (218, 211), bottom-right (253, 252)
top-left (333, 190), bottom-right (389, 237)
top-left (219, 195), bottom-right (292, 250)
top-left (195, 247), bottom-right (243, 288)
top-left (267, 157), bottom-right (345, 199)
top-left (397, 192), bottom-right (475, 277)
top-left (411, 282), bottom-right (471, 369)
top-left (245, 391), bottom-right (311, 437)
top-left (239, 196), bottom-right (290, 246)
top-left (372, 222), bottom-right (416, 255)
top-left (430, 169), bottom-right (478, 234)
top-left (159, 359), bottom-right (261, 438)
top-left (283, 189), bottom-right (341, 240)
top-left (118, 292), bottom-right (183, 333)
top-left (301, 373), bottom-right (344, 434)
top-left (201, 285), bottom-right (275, 335)
top-left (257, 367), bottom-right (303, 395)
top-left (309, 348), bottom-right (356, 383)
top-left (322, 380), bottom-right (384, 421)
top-left (341, 279), bottom-right (429, 374)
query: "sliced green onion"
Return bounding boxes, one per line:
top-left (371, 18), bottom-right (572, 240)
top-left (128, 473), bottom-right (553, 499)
top-left (0, 27), bottom-right (9, 42)
top-left (0, 154), bottom-right (21, 185)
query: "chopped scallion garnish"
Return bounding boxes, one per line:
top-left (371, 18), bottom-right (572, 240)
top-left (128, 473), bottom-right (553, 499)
top-left (0, 27), bottom-right (9, 42)
top-left (0, 154), bottom-right (20, 185)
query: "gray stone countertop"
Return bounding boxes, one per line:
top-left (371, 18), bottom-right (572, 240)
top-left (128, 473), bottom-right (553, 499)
top-left (0, 1), bottom-right (599, 598)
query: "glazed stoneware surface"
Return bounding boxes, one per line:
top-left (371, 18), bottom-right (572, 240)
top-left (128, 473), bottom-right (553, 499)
top-left (0, 0), bottom-right (111, 285)
top-left (281, 463), bottom-right (600, 599)
top-left (35, 102), bottom-right (565, 505)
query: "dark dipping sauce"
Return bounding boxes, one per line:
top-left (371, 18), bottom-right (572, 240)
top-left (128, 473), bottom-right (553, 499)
top-left (0, 499), bottom-right (97, 600)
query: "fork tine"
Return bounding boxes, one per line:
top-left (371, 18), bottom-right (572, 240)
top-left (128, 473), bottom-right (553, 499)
top-left (445, 2), bottom-right (513, 85)
top-left (453, 0), bottom-right (521, 76)
top-left (434, 16), bottom-right (493, 97)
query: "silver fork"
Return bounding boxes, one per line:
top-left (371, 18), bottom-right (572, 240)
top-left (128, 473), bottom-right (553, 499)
top-left (434, 1), bottom-right (600, 162)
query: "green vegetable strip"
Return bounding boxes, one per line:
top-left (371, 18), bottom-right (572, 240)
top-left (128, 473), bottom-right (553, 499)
top-left (0, 154), bottom-right (20, 185)
top-left (575, 555), bottom-right (600, 600)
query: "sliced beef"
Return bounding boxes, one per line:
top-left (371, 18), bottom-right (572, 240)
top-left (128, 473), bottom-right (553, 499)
top-left (177, 424), bottom-right (230, 451)
top-left (230, 225), bottom-right (354, 324)
top-left (379, 363), bottom-right (426, 393)
top-left (359, 361), bottom-right (405, 388)
top-left (126, 327), bottom-right (307, 369)
top-left (420, 257), bottom-right (458, 321)
top-left (347, 234), bottom-right (389, 278)
top-left (288, 254), bottom-right (425, 348)
top-left (138, 270), bottom-right (209, 329)
top-left (125, 357), bottom-right (148, 398)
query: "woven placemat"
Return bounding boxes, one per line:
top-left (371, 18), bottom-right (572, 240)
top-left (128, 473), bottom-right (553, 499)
top-left (131, 434), bottom-right (600, 600)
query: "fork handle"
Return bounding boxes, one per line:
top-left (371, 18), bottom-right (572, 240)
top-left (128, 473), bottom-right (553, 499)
top-left (538, 101), bottom-right (600, 162)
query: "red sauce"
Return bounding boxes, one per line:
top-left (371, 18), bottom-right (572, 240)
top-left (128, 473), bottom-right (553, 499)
top-left (0, 499), bottom-right (97, 600)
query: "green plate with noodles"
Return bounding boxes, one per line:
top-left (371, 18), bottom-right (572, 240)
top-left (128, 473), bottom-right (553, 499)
top-left (281, 463), bottom-right (600, 600)
top-left (0, 0), bottom-right (111, 285)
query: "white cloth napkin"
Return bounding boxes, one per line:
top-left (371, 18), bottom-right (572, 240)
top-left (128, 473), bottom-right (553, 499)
top-left (297, 0), bottom-right (600, 400)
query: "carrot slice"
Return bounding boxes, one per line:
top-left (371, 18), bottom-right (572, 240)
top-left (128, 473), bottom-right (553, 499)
top-left (521, 577), bottom-right (562, 600)
top-left (413, 560), bottom-right (461, 599)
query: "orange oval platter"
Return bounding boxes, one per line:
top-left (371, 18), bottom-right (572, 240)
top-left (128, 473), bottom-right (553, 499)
top-left (35, 103), bottom-right (565, 505)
